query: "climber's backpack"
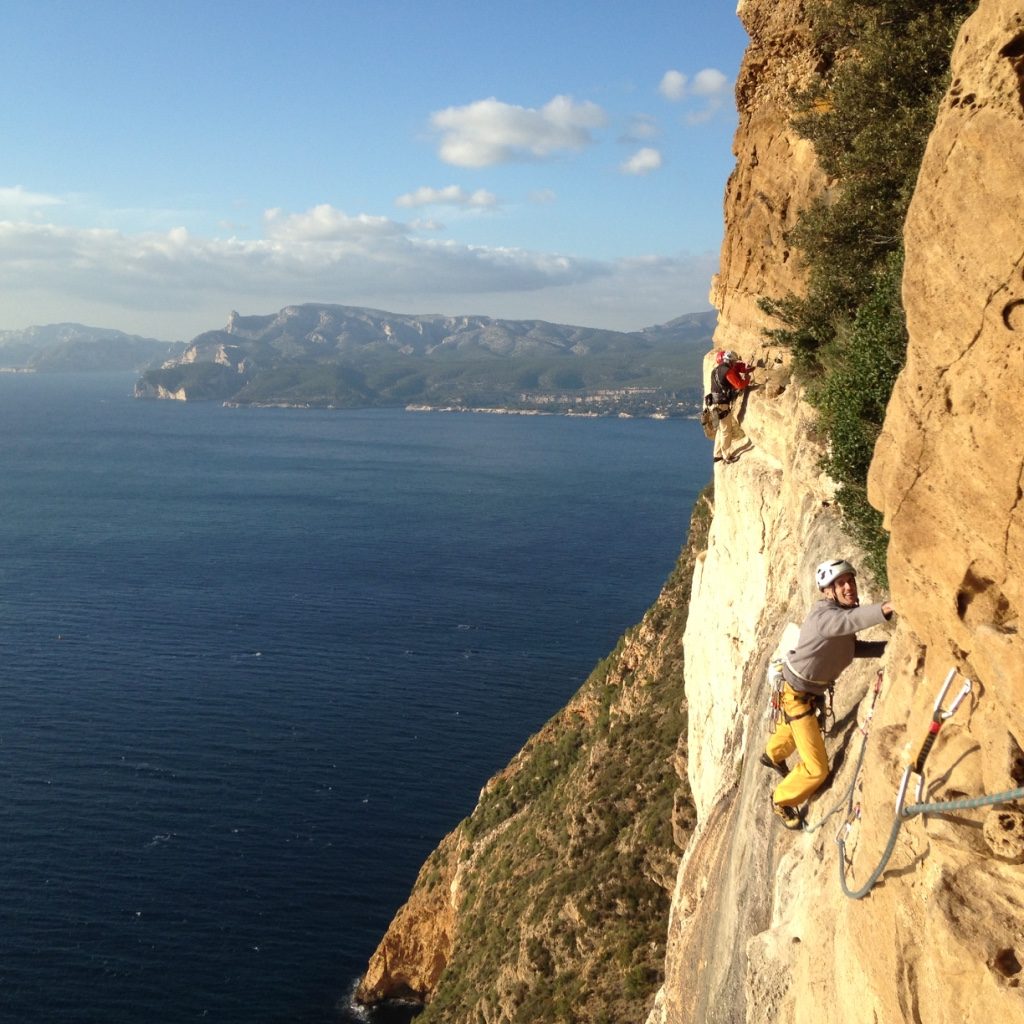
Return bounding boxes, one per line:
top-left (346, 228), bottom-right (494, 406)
top-left (699, 395), bottom-right (716, 439)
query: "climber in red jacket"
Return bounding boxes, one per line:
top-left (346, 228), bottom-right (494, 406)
top-left (706, 350), bottom-right (753, 463)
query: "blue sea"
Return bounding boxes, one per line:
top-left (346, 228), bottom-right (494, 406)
top-left (0, 373), bottom-right (707, 1024)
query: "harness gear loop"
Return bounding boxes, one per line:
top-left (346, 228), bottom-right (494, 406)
top-left (821, 685), bottom-right (835, 732)
top-left (767, 658), bottom-right (785, 729)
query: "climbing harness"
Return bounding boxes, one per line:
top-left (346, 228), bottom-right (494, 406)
top-left (774, 684), bottom-right (834, 731)
top-left (776, 656), bottom-right (836, 731)
top-left (835, 668), bottom-right (1024, 900)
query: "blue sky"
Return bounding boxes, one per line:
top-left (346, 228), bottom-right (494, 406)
top-left (1, 1), bottom-right (749, 340)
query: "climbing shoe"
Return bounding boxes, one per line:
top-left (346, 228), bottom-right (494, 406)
top-left (726, 441), bottom-right (753, 463)
top-left (759, 753), bottom-right (789, 778)
top-left (771, 799), bottom-right (804, 831)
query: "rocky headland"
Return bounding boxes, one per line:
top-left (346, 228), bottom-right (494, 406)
top-left (133, 306), bottom-right (714, 415)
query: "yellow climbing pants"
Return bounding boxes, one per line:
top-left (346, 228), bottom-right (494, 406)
top-left (765, 684), bottom-right (830, 807)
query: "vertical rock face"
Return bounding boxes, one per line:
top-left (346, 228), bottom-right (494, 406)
top-left (712, 0), bottom-right (826, 356)
top-left (655, 2), bottom-right (1024, 1023)
top-left (357, 831), bottom-right (461, 1002)
top-left (682, 0), bottom-right (829, 827)
top-left (869, 0), bottom-right (1024, 769)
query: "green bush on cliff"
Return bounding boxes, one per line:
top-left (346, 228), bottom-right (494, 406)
top-left (760, 0), bottom-right (975, 582)
top-left (811, 251), bottom-right (907, 576)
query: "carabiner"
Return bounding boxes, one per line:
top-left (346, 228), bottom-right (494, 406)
top-left (835, 803), bottom-right (861, 844)
top-left (932, 667), bottom-right (972, 723)
top-left (895, 765), bottom-right (926, 818)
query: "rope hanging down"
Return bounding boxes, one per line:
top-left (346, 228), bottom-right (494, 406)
top-left (802, 670), bottom-right (883, 835)
top-left (835, 667), bottom-right (1024, 901)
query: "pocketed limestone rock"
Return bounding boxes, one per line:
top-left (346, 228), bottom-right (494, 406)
top-left (983, 809), bottom-right (1024, 861)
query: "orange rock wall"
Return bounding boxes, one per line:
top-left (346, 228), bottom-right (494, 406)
top-left (653, 2), bottom-right (1024, 1022)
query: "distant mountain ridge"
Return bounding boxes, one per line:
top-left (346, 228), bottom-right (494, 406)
top-left (217, 305), bottom-right (614, 358)
top-left (136, 303), bottom-right (716, 415)
top-left (209, 304), bottom-right (716, 359)
top-left (0, 323), bottom-right (183, 373)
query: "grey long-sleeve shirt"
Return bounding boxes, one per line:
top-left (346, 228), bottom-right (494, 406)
top-left (782, 599), bottom-right (889, 696)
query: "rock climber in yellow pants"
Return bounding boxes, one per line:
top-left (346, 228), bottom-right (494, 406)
top-left (764, 559), bottom-right (894, 830)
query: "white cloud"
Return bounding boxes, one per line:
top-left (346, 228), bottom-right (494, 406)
top-left (0, 185), bottom-right (65, 215)
top-left (430, 95), bottom-right (607, 167)
top-left (621, 114), bottom-right (659, 143)
top-left (395, 185), bottom-right (497, 209)
top-left (691, 68), bottom-right (729, 97)
top-left (658, 70), bottom-right (687, 101)
top-left (620, 147), bottom-right (663, 176)
top-left (658, 67), bottom-right (731, 123)
top-left (467, 252), bottom-right (718, 330)
top-left (263, 204), bottom-right (403, 242)
top-left (529, 188), bottom-right (557, 205)
top-left (0, 208), bottom-right (716, 335)
top-left (409, 217), bottom-right (444, 231)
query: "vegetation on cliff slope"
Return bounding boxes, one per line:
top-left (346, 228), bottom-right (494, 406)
top-left (760, 0), bottom-right (975, 581)
top-left (408, 487), bottom-right (712, 1024)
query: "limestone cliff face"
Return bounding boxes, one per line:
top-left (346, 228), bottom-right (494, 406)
top-left (651, 2), bottom-right (1024, 1024)
top-left (711, 0), bottom-right (825, 357)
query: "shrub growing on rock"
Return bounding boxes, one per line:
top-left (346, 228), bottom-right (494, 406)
top-left (760, 0), bottom-right (976, 583)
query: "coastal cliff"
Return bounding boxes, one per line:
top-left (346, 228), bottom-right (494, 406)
top-left (654, 1), bottom-right (1024, 1023)
top-left (357, 1), bottom-right (1024, 1021)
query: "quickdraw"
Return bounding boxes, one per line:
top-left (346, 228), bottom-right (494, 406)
top-left (895, 667), bottom-right (972, 818)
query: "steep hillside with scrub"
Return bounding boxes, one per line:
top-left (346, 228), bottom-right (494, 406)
top-left (356, 1), bottom-right (1024, 1022)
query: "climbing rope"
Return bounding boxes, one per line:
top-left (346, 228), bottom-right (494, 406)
top-left (836, 667), bottom-right (1023, 900)
top-left (803, 670), bottom-right (883, 835)
top-left (906, 788), bottom-right (1024, 816)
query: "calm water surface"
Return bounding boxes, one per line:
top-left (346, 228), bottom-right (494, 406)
top-left (0, 373), bottom-right (708, 1023)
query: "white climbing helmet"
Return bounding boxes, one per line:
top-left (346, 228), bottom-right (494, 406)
top-left (815, 559), bottom-right (857, 590)
top-left (717, 349), bottom-right (738, 366)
